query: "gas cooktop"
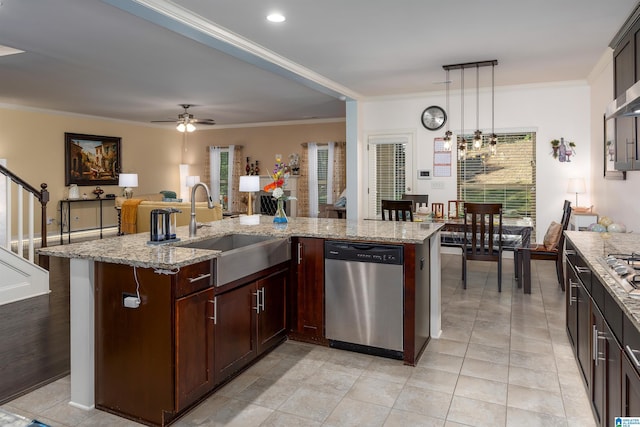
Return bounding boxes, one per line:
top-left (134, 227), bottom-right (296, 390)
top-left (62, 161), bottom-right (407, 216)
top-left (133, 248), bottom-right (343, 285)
top-left (596, 253), bottom-right (640, 299)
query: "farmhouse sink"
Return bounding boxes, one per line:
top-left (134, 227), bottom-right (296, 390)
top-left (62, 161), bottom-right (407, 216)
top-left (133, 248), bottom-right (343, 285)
top-left (179, 234), bottom-right (291, 286)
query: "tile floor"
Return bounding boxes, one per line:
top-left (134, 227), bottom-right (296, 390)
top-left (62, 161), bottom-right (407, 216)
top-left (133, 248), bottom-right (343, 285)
top-left (1, 254), bottom-right (597, 426)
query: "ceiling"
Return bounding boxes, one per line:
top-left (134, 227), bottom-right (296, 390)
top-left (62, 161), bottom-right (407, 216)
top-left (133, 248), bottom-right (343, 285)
top-left (0, 0), bottom-right (637, 127)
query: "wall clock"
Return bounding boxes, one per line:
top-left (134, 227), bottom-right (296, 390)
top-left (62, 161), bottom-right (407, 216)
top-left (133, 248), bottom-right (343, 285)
top-left (421, 106), bottom-right (447, 131)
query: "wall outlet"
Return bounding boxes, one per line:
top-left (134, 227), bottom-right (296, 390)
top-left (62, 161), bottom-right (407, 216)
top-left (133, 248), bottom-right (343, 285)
top-left (431, 181), bottom-right (445, 190)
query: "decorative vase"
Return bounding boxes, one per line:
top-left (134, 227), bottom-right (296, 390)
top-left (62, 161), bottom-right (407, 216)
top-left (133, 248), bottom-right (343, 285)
top-left (273, 198), bottom-right (288, 224)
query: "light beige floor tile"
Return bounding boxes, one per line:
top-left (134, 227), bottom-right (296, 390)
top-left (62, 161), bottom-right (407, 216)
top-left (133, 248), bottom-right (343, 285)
top-left (469, 329), bottom-right (511, 349)
top-left (233, 377), bottom-right (300, 409)
top-left (507, 384), bottom-right (565, 418)
top-left (460, 357), bottom-right (509, 383)
top-left (344, 376), bottom-right (404, 408)
top-left (259, 410), bottom-right (322, 427)
top-left (40, 400), bottom-right (95, 426)
top-left (323, 397), bottom-right (391, 427)
top-left (438, 325), bottom-right (473, 343)
top-left (364, 358), bottom-right (415, 384)
top-left (416, 352), bottom-right (464, 374)
top-left (8, 380), bottom-right (69, 414)
top-left (425, 338), bottom-right (469, 357)
top-left (406, 367), bottom-right (459, 394)
top-left (508, 366), bottom-right (561, 393)
top-left (446, 395), bottom-right (506, 427)
top-left (465, 342), bottom-right (510, 365)
top-left (509, 349), bottom-right (558, 372)
top-left (453, 375), bottom-right (507, 405)
top-left (304, 366), bottom-right (359, 397)
top-left (278, 385), bottom-right (342, 422)
top-left (510, 335), bottom-right (553, 354)
top-left (506, 406), bottom-right (567, 427)
top-left (393, 385), bottom-right (452, 419)
top-left (384, 408), bottom-right (446, 427)
top-left (78, 410), bottom-right (146, 426)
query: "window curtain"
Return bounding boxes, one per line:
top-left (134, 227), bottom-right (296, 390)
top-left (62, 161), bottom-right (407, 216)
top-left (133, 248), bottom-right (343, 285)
top-left (229, 145), bottom-right (243, 213)
top-left (298, 147), bottom-right (309, 217)
top-left (307, 143), bottom-right (319, 217)
top-left (226, 145), bottom-right (236, 211)
top-left (326, 142), bottom-right (335, 204)
top-left (332, 141), bottom-right (346, 203)
top-left (208, 146), bottom-right (221, 203)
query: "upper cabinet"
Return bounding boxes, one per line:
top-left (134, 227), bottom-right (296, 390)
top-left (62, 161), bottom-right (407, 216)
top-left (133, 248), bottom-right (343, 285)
top-left (610, 9), bottom-right (640, 171)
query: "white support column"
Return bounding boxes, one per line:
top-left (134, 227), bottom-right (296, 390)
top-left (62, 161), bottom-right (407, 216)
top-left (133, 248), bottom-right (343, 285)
top-left (430, 232), bottom-right (442, 338)
top-left (69, 258), bottom-right (95, 410)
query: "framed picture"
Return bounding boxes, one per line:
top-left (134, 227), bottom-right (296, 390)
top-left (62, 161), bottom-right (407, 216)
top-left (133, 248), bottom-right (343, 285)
top-left (65, 132), bottom-right (121, 186)
top-left (603, 115), bottom-right (626, 180)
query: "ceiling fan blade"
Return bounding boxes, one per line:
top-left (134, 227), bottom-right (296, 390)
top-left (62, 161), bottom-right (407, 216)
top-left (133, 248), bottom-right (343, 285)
top-left (150, 120), bottom-right (178, 123)
top-left (192, 119), bottom-right (216, 124)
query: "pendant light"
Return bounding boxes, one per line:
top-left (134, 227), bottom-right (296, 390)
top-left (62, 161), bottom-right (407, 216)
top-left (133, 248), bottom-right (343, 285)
top-left (473, 64), bottom-right (482, 150)
top-left (458, 67), bottom-right (466, 160)
top-left (489, 62), bottom-right (498, 156)
top-left (443, 69), bottom-right (452, 151)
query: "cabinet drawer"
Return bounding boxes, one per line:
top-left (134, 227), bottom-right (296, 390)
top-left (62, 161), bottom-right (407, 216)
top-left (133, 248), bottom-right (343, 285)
top-left (624, 315), bottom-right (640, 377)
top-left (604, 288), bottom-right (624, 345)
top-left (176, 260), bottom-right (213, 298)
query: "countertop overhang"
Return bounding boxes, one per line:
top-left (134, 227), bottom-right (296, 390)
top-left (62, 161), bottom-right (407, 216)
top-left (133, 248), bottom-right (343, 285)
top-left (38, 216), bottom-right (444, 269)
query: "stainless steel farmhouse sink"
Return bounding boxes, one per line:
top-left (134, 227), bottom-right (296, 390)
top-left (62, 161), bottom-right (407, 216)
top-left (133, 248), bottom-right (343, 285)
top-left (178, 234), bottom-right (291, 286)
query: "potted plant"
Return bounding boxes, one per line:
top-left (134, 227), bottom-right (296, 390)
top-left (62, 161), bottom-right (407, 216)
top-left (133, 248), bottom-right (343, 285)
top-left (550, 139), bottom-right (560, 158)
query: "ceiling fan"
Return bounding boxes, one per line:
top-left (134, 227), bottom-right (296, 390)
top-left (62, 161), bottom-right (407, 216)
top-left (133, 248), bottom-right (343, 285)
top-left (151, 104), bottom-right (215, 132)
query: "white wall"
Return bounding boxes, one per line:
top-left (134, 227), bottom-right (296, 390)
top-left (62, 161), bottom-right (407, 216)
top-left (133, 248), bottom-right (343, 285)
top-left (590, 51), bottom-right (640, 233)
top-left (360, 81), bottom-right (592, 239)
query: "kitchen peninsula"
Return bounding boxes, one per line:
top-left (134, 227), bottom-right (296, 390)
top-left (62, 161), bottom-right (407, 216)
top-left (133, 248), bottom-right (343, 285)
top-left (39, 216), bottom-right (443, 426)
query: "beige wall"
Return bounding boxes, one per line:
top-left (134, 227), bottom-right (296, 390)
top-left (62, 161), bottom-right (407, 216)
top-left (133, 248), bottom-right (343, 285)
top-left (183, 120), bottom-right (346, 178)
top-left (0, 107), bottom-right (345, 239)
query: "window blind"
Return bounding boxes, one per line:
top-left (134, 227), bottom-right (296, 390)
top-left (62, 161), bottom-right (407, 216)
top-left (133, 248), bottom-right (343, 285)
top-left (457, 132), bottom-right (536, 235)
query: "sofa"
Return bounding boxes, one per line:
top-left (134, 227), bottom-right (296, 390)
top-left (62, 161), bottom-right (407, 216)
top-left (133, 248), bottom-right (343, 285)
top-left (117, 193), bottom-right (223, 234)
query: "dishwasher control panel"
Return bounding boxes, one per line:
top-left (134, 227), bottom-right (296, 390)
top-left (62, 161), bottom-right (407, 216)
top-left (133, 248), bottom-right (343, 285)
top-left (324, 241), bottom-right (403, 265)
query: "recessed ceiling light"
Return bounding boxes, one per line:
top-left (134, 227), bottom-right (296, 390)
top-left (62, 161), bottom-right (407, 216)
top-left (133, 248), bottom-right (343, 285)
top-left (0, 44), bottom-right (25, 57)
top-left (266, 13), bottom-right (285, 23)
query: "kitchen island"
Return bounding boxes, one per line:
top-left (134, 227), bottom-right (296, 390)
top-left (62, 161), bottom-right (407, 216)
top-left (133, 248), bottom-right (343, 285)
top-left (39, 216), bottom-right (443, 426)
top-left (563, 231), bottom-right (640, 425)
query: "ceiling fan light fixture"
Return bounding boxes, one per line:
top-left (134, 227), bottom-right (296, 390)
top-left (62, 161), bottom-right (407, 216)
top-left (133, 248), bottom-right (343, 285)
top-left (186, 123), bottom-right (196, 132)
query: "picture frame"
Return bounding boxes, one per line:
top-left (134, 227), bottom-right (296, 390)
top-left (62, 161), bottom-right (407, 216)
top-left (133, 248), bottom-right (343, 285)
top-left (65, 132), bottom-right (121, 186)
top-left (603, 115), bottom-right (626, 180)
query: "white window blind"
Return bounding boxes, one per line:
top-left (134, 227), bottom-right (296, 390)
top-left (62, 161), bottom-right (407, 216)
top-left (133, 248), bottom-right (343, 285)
top-left (457, 132), bottom-right (536, 233)
top-left (317, 147), bottom-right (328, 204)
top-left (367, 133), bottom-right (412, 217)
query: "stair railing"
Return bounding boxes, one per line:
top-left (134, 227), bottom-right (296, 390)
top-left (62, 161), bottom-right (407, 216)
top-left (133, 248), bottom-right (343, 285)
top-left (0, 164), bottom-right (49, 263)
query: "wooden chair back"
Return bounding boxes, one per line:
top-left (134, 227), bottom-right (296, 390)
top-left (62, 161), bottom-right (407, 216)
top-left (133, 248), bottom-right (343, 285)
top-left (381, 199), bottom-right (414, 221)
top-left (401, 194), bottom-right (429, 212)
top-left (464, 202), bottom-right (503, 261)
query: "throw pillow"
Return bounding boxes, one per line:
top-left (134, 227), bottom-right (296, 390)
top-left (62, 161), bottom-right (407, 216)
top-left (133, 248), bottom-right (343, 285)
top-left (543, 221), bottom-right (563, 250)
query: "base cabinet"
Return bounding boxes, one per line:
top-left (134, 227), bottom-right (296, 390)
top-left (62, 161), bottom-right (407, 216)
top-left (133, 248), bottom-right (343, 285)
top-left (290, 237), bottom-right (325, 342)
top-left (622, 350), bottom-right (640, 417)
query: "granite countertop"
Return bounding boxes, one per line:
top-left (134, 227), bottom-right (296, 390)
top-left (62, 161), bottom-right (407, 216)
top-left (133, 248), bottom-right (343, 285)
top-left (565, 230), bottom-right (640, 332)
top-left (38, 216), bottom-right (444, 269)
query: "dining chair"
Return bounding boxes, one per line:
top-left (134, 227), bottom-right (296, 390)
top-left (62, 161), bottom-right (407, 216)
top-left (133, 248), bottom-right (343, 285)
top-left (381, 199), bottom-right (413, 221)
top-left (401, 194), bottom-right (429, 212)
top-left (517, 200), bottom-right (572, 294)
top-left (462, 202), bottom-right (503, 291)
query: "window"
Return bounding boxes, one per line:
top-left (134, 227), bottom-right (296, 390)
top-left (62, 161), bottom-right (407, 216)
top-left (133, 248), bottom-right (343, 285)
top-left (457, 132), bottom-right (536, 232)
top-left (367, 133), bottom-right (413, 217)
top-left (317, 146), bottom-right (328, 204)
top-left (219, 149), bottom-right (229, 206)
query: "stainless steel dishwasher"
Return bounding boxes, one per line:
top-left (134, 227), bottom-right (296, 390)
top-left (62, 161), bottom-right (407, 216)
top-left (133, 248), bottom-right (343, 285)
top-left (324, 240), bottom-right (404, 359)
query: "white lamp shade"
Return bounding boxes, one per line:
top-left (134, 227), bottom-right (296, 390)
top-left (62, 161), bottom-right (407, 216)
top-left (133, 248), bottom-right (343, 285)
top-left (567, 177), bottom-right (586, 194)
top-left (239, 175), bottom-right (260, 192)
top-left (186, 175), bottom-right (200, 187)
top-left (118, 173), bottom-right (138, 188)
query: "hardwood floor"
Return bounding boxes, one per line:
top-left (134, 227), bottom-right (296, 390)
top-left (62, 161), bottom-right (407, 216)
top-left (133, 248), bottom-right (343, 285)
top-left (0, 255), bottom-right (70, 404)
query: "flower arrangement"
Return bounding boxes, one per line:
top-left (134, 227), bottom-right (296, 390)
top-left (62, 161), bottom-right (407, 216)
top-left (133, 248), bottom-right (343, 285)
top-left (264, 154), bottom-right (296, 223)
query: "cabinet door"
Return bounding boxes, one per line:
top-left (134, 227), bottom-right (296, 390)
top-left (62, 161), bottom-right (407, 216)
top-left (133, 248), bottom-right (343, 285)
top-left (604, 323), bottom-right (622, 427)
top-left (175, 288), bottom-right (215, 411)
top-left (214, 284), bottom-right (256, 383)
top-left (256, 268), bottom-right (288, 354)
top-left (591, 308), bottom-right (606, 426)
top-left (293, 237), bottom-right (325, 341)
top-left (566, 266), bottom-right (579, 349)
top-left (622, 350), bottom-right (640, 417)
top-left (577, 282), bottom-right (591, 385)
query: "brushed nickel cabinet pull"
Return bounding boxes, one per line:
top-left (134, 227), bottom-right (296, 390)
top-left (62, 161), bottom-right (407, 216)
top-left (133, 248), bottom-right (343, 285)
top-left (189, 273), bottom-right (211, 283)
top-left (626, 345), bottom-right (640, 368)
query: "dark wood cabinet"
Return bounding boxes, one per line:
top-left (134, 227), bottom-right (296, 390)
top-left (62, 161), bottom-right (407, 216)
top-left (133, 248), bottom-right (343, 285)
top-left (175, 287), bottom-right (215, 411)
top-left (566, 265), bottom-right (579, 348)
top-left (95, 262), bottom-right (210, 426)
top-left (622, 349), bottom-right (640, 417)
top-left (214, 283), bottom-right (257, 382)
top-left (256, 269), bottom-right (288, 354)
top-left (214, 266), bottom-right (288, 383)
top-left (576, 280), bottom-right (592, 384)
top-left (290, 237), bottom-right (326, 343)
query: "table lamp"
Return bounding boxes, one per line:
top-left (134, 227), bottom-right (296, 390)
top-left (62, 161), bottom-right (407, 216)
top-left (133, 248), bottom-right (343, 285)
top-left (119, 173), bottom-right (138, 199)
top-left (567, 177), bottom-right (586, 209)
top-left (239, 175), bottom-right (260, 216)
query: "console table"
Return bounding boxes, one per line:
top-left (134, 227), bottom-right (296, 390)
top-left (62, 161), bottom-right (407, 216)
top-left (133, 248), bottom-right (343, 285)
top-left (59, 198), bottom-right (115, 244)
